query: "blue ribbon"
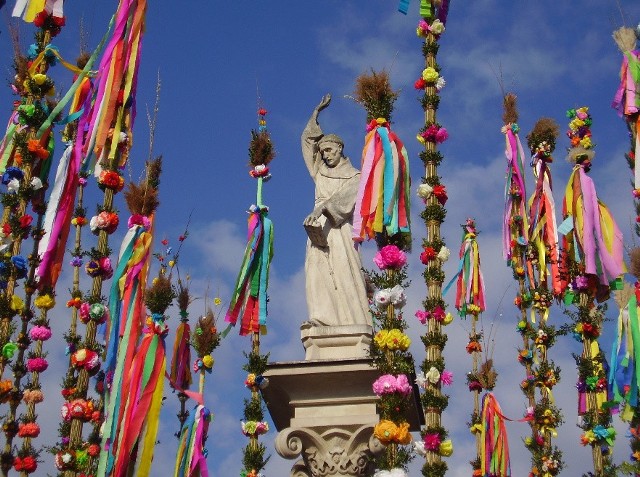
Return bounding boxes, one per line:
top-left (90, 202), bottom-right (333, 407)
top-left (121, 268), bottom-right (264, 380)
top-left (397, 0), bottom-right (410, 14)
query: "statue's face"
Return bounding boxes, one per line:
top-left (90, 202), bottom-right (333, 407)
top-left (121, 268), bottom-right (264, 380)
top-left (320, 141), bottom-right (342, 167)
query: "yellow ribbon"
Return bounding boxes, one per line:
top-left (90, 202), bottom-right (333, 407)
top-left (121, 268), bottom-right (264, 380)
top-left (28, 47), bottom-right (97, 77)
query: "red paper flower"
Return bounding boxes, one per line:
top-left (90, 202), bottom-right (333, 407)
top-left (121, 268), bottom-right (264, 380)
top-left (17, 422), bottom-right (40, 438)
top-left (420, 247), bottom-right (437, 264)
top-left (432, 185), bottom-right (448, 205)
top-left (414, 78), bottom-right (426, 89)
top-left (13, 455), bottom-right (37, 473)
top-left (19, 215), bottom-right (32, 229)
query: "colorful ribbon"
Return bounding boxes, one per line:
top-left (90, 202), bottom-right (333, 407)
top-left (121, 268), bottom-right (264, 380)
top-left (528, 158), bottom-right (560, 294)
top-left (174, 405), bottom-right (210, 477)
top-left (170, 321), bottom-right (192, 390)
top-left (502, 126), bottom-right (528, 263)
top-left (560, 164), bottom-right (625, 292)
top-left (447, 228), bottom-right (485, 317)
top-left (353, 124), bottom-right (410, 243)
top-left (480, 393), bottom-right (511, 477)
top-left (224, 204), bottom-right (273, 336)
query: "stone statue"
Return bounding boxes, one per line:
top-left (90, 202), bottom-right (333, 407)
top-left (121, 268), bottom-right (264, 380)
top-left (301, 94), bottom-right (371, 328)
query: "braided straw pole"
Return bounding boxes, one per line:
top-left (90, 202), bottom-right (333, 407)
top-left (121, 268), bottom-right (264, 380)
top-left (0, 27), bottom-right (56, 475)
top-left (418, 12), bottom-right (449, 477)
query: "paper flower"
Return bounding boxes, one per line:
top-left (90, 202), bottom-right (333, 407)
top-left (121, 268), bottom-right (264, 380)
top-left (420, 247), bottom-right (437, 264)
top-left (29, 326), bottom-right (52, 341)
top-left (374, 469), bottom-right (408, 477)
top-left (415, 310), bottom-right (428, 324)
top-left (435, 77), bottom-right (446, 91)
top-left (437, 246), bottom-right (450, 262)
top-left (374, 289), bottom-right (392, 308)
top-left (34, 294), bottom-right (55, 311)
top-left (374, 420), bottom-right (411, 445)
top-left (423, 432), bottom-right (441, 451)
top-left (22, 389), bottom-right (43, 404)
top-left (374, 245), bottom-right (407, 270)
top-left (417, 183), bottom-right (433, 199)
top-left (415, 372), bottom-right (428, 388)
top-left (374, 329), bottom-right (411, 351)
top-left (27, 357), bottom-right (48, 373)
top-left (17, 422), bottom-right (40, 437)
top-left (439, 439), bottom-right (453, 456)
top-left (422, 67), bottom-right (439, 83)
top-left (425, 366), bottom-right (441, 384)
top-left (414, 440), bottom-right (427, 456)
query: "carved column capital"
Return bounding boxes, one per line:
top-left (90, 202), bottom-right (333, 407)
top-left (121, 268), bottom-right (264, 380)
top-left (275, 425), bottom-right (381, 477)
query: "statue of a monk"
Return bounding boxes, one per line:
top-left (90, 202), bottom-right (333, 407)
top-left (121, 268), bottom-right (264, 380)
top-left (301, 94), bottom-right (371, 327)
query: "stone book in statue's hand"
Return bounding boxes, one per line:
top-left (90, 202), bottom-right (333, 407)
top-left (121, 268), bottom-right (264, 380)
top-left (304, 220), bottom-right (328, 248)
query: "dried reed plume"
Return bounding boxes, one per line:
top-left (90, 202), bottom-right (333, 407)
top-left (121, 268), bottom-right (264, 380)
top-left (526, 118), bottom-right (560, 154)
top-left (248, 130), bottom-right (275, 167)
top-left (502, 93), bottom-right (518, 125)
top-left (353, 69), bottom-right (399, 122)
top-left (124, 157), bottom-right (162, 216)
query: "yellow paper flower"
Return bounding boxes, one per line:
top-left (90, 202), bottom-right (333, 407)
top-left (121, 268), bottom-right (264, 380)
top-left (395, 422), bottom-right (412, 445)
top-left (579, 136), bottom-right (592, 149)
top-left (34, 294), bottom-right (55, 311)
top-left (373, 420), bottom-right (397, 445)
top-left (439, 439), bottom-right (453, 456)
top-left (374, 329), bottom-right (410, 351)
top-left (214, 297), bottom-right (222, 306)
top-left (376, 117), bottom-right (386, 125)
top-left (416, 134), bottom-right (426, 144)
top-left (10, 295), bottom-right (24, 313)
top-left (443, 312), bottom-right (454, 325)
top-left (202, 355), bottom-right (214, 368)
top-left (168, 260), bottom-right (175, 267)
top-left (422, 67), bottom-right (439, 82)
top-left (32, 74), bottom-right (48, 85)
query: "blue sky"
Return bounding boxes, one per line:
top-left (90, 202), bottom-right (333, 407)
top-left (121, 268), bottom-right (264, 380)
top-left (2, 1), bottom-right (640, 476)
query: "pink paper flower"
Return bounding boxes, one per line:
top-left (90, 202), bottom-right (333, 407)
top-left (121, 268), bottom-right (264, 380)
top-left (373, 245), bottom-right (407, 270)
top-left (26, 357), bottom-right (48, 373)
top-left (373, 374), bottom-right (398, 395)
top-left (29, 326), bottom-right (52, 341)
top-left (440, 370), bottom-right (453, 386)
top-left (435, 127), bottom-right (449, 143)
top-left (415, 310), bottom-right (428, 324)
top-left (395, 374), bottom-right (412, 396)
top-left (432, 306), bottom-right (445, 322)
top-left (423, 433), bottom-right (441, 451)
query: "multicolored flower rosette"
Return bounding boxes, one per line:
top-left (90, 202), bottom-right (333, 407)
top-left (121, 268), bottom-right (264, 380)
top-left (245, 373), bottom-right (269, 391)
top-left (414, 306), bottom-right (452, 325)
top-left (414, 434), bottom-right (452, 457)
top-left (415, 367), bottom-right (453, 389)
top-left (78, 302), bottom-right (109, 325)
top-left (241, 420), bottom-right (269, 437)
top-left (89, 210), bottom-right (120, 235)
top-left (193, 354), bottom-right (214, 373)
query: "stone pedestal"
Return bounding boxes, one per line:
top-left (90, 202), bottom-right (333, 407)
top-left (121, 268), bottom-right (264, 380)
top-left (262, 325), bottom-right (423, 477)
top-left (300, 323), bottom-right (372, 360)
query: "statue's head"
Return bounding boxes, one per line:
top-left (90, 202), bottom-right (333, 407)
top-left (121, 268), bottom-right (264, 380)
top-left (318, 134), bottom-right (344, 168)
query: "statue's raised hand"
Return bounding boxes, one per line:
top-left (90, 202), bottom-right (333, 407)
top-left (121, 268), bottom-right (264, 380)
top-left (315, 94), bottom-right (331, 113)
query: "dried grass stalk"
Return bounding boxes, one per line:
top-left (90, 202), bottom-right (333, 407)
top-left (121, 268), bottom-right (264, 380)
top-left (193, 310), bottom-right (220, 357)
top-left (248, 130), bottom-right (274, 167)
top-left (613, 27), bottom-right (637, 53)
top-left (526, 118), bottom-right (560, 154)
top-left (630, 247), bottom-right (640, 279)
top-left (353, 69), bottom-right (399, 122)
top-left (502, 93), bottom-right (518, 125)
top-left (124, 157), bottom-right (162, 216)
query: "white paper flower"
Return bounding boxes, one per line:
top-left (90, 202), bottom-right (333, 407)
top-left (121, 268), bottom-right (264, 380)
top-left (7, 178), bottom-right (19, 194)
top-left (374, 469), bottom-right (407, 477)
top-left (374, 289), bottom-right (392, 308)
top-left (414, 440), bottom-right (427, 457)
top-left (437, 246), bottom-right (450, 262)
top-left (416, 183), bottom-right (433, 199)
top-left (118, 132), bottom-right (128, 143)
top-left (430, 19), bottom-right (445, 35)
top-left (388, 284), bottom-right (406, 308)
top-left (30, 177), bottom-right (43, 190)
top-left (415, 371), bottom-right (427, 388)
top-left (426, 366), bottom-right (441, 384)
top-left (435, 76), bottom-right (446, 91)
